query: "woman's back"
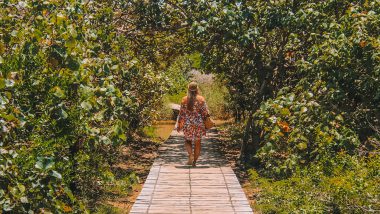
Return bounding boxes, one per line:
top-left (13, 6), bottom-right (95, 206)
top-left (181, 95), bottom-right (205, 112)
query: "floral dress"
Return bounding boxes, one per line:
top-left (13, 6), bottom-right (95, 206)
top-left (176, 97), bottom-right (210, 142)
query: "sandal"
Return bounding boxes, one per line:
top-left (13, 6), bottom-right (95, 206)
top-left (192, 160), bottom-right (196, 167)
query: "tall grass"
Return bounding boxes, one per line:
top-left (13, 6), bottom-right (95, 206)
top-left (157, 77), bottom-right (230, 120)
top-left (156, 55), bottom-right (230, 120)
top-left (198, 81), bottom-right (230, 119)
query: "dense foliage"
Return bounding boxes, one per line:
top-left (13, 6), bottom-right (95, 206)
top-left (183, 0), bottom-right (380, 151)
top-left (254, 81), bottom-right (360, 177)
top-left (131, 0), bottom-right (380, 212)
top-left (0, 0), bottom-right (172, 212)
top-left (183, 1), bottom-right (380, 212)
top-left (1, 0), bottom-right (379, 212)
top-left (249, 153), bottom-right (380, 213)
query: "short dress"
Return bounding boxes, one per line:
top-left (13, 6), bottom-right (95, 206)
top-left (176, 98), bottom-right (210, 142)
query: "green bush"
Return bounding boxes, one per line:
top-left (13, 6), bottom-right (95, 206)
top-left (249, 152), bottom-right (380, 213)
top-left (156, 55), bottom-right (190, 120)
top-left (0, 1), bottom-right (166, 212)
top-left (254, 81), bottom-right (360, 177)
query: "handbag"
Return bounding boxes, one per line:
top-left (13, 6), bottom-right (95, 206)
top-left (204, 115), bottom-right (215, 129)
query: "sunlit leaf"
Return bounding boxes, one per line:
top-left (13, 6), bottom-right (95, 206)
top-left (335, 115), bottom-right (344, 121)
top-left (297, 142), bottom-right (307, 150)
top-left (51, 170), bottom-right (62, 179)
top-left (280, 108), bottom-right (290, 116)
top-left (35, 157), bottom-right (55, 170)
top-left (60, 109), bottom-right (68, 119)
top-left (80, 101), bottom-right (92, 110)
top-left (53, 86), bottom-right (65, 98)
top-left (20, 196), bottom-right (28, 203)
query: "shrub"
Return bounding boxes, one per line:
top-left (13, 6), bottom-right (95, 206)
top-left (254, 81), bottom-right (360, 177)
top-left (249, 152), bottom-right (380, 213)
top-left (0, 1), bottom-right (166, 212)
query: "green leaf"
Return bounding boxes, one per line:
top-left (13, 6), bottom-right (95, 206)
top-left (80, 101), bottom-right (92, 110)
top-left (18, 184), bottom-right (26, 193)
top-left (53, 86), bottom-right (65, 98)
top-left (288, 93), bottom-right (295, 102)
top-left (51, 170), bottom-right (62, 179)
top-left (280, 108), bottom-right (291, 116)
top-left (335, 115), bottom-right (344, 121)
top-left (0, 78), bottom-right (5, 89)
top-left (35, 157), bottom-right (55, 170)
top-left (118, 133), bottom-right (127, 141)
top-left (100, 136), bottom-right (111, 144)
top-left (64, 187), bottom-right (75, 202)
top-left (44, 159), bottom-right (55, 169)
top-left (297, 142), bottom-right (307, 150)
top-left (3, 199), bottom-right (14, 211)
top-left (111, 65), bottom-right (119, 70)
top-left (35, 161), bottom-right (44, 170)
top-left (113, 123), bottom-right (122, 135)
top-left (69, 26), bottom-right (78, 38)
top-left (65, 38), bottom-right (76, 48)
top-left (94, 109), bottom-right (105, 121)
top-left (20, 196), bottom-right (28, 203)
top-left (273, 125), bottom-right (281, 133)
top-left (60, 109), bottom-right (68, 119)
top-left (11, 30), bottom-right (18, 37)
top-left (57, 12), bottom-right (66, 24)
top-left (0, 112), bottom-right (12, 121)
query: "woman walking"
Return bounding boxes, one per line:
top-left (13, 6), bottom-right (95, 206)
top-left (176, 82), bottom-right (210, 167)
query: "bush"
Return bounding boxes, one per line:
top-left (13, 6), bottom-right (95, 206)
top-left (254, 81), bottom-right (360, 177)
top-left (0, 1), bottom-right (166, 212)
top-left (249, 152), bottom-right (380, 213)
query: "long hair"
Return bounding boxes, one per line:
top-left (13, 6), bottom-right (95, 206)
top-left (187, 82), bottom-right (199, 111)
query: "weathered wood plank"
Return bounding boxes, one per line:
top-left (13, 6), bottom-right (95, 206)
top-left (130, 129), bottom-right (253, 214)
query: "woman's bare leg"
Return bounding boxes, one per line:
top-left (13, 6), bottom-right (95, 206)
top-left (185, 140), bottom-right (193, 164)
top-left (193, 139), bottom-right (201, 164)
top-left (185, 140), bottom-right (192, 156)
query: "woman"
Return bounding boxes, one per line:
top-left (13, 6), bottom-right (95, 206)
top-left (176, 82), bottom-right (210, 167)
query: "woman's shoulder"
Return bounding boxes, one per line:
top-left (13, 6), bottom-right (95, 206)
top-left (181, 96), bottom-right (188, 104)
top-left (196, 95), bottom-right (205, 102)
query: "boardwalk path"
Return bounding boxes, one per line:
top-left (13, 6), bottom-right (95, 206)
top-left (130, 129), bottom-right (253, 214)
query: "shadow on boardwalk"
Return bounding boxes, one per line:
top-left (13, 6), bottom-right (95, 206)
top-left (130, 128), bottom-right (253, 214)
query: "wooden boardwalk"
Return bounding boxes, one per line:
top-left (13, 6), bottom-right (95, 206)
top-left (130, 129), bottom-right (253, 214)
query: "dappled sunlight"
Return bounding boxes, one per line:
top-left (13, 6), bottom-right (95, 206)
top-left (130, 128), bottom-right (253, 213)
top-left (1, 0), bottom-right (378, 213)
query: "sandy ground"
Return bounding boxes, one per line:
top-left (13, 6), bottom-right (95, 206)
top-left (100, 139), bottom-right (160, 213)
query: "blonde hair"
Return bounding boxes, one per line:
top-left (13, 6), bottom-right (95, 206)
top-left (187, 82), bottom-right (199, 111)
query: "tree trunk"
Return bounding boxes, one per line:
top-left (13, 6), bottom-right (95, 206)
top-left (239, 114), bottom-right (253, 162)
top-left (239, 63), bottom-right (274, 163)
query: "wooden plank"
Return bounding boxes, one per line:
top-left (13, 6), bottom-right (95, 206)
top-left (130, 129), bottom-right (253, 213)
